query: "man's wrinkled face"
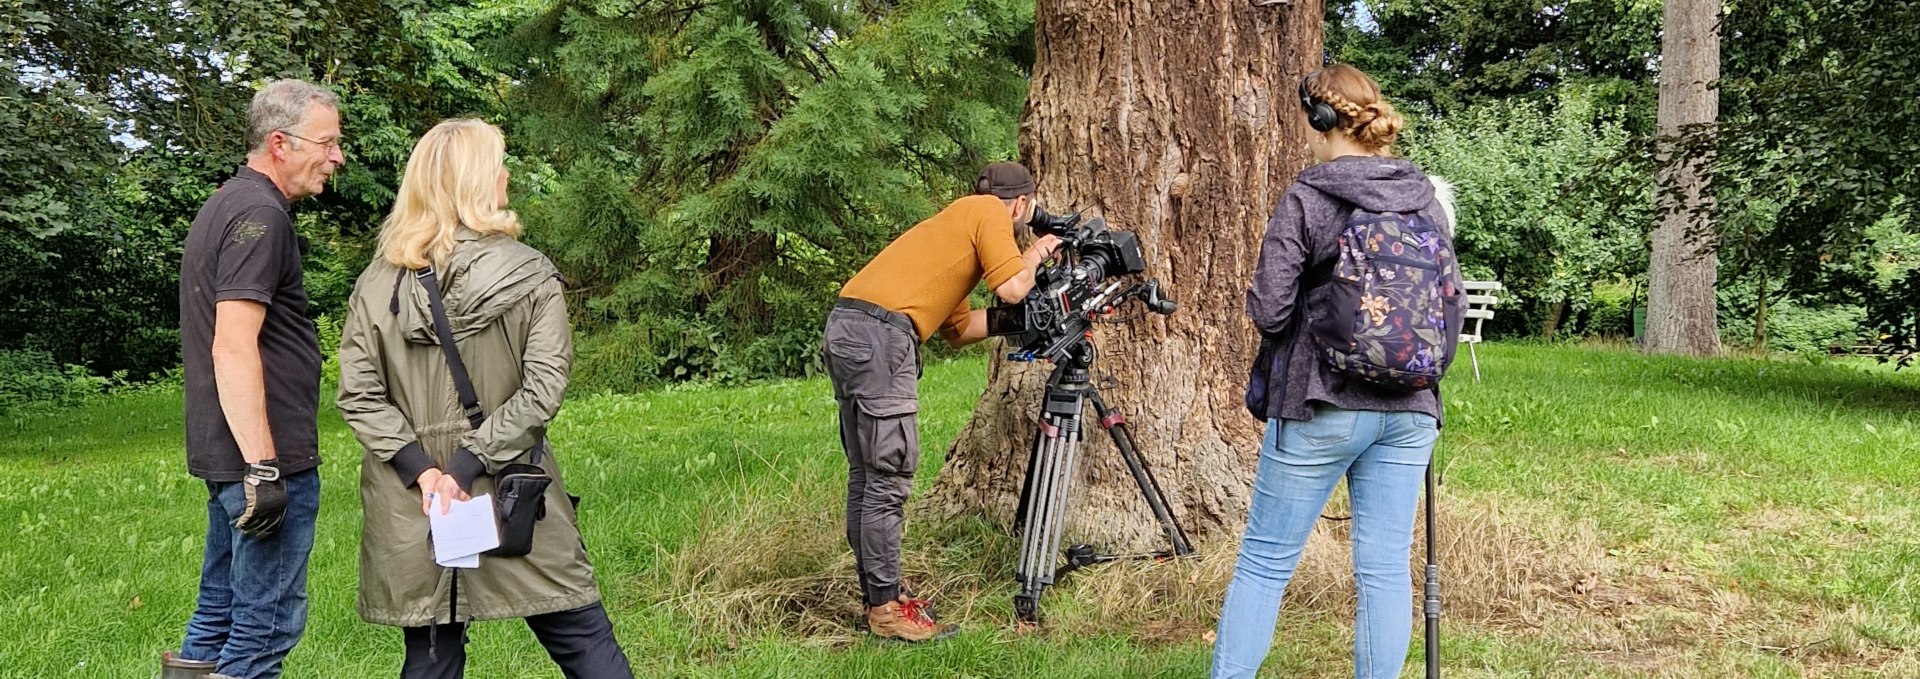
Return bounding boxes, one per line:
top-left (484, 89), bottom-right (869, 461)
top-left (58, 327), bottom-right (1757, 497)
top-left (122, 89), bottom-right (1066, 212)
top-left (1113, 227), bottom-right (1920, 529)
top-left (280, 104), bottom-right (344, 200)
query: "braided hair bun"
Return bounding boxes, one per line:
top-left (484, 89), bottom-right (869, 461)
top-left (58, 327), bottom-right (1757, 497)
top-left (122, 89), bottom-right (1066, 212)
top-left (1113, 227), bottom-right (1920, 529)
top-left (1303, 65), bottom-right (1405, 153)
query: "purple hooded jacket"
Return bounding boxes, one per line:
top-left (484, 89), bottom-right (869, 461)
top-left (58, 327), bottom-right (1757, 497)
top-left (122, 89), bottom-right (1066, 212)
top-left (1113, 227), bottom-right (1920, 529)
top-left (1247, 155), bottom-right (1466, 424)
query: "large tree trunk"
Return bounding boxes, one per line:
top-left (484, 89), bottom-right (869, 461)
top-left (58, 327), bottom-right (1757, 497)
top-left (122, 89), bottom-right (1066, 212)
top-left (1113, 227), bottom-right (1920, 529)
top-left (928, 0), bottom-right (1324, 551)
top-left (1645, 0), bottom-right (1722, 356)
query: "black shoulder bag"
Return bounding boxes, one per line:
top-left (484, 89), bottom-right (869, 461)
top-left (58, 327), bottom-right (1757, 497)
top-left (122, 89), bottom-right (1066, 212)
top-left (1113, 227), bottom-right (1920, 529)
top-left (417, 266), bottom-right (552, 558)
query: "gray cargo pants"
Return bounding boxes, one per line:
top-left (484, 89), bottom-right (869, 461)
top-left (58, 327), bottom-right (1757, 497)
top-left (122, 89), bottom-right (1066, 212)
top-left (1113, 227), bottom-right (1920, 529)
top-left (822, 300), bottom-right (923, 607)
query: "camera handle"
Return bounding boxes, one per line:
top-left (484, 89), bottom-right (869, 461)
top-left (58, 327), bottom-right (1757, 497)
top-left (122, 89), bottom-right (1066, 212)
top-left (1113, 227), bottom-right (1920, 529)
top-left (1140, 279), bottom-right (1177, 314)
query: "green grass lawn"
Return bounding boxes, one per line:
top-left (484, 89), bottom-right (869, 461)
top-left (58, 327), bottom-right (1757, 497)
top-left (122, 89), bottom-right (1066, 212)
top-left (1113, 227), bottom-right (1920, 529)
top-left (1, 343), bottom-right (1916, 677)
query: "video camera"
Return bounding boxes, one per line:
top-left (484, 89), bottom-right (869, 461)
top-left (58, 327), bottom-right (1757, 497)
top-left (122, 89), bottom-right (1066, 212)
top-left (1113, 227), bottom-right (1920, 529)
top-left (985, 205), bottom-right (1176, 361)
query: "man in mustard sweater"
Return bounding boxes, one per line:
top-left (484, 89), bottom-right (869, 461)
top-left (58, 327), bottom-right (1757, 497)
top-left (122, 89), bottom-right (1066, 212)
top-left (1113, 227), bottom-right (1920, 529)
top-left (825, 162), bottom-right (1061, 642)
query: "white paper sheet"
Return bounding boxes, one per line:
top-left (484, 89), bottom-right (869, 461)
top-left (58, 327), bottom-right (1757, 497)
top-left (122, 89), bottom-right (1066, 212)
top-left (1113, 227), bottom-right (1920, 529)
top-left (427, 493), bottom-right (498, 568)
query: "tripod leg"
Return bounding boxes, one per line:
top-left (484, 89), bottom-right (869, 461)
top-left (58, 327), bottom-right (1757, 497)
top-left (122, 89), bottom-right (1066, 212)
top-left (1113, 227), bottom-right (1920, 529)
top-left (1015, 414), bottom-right (1050, 532)
top-left (1088, 393), bottom-right (1193, 556)
top-left (1016, 358), bottom-right (1090, 624)
top-left (1014, 422), bottom-right (1042, 558)
top-left (1016, 412), bottom-right (1087, 624)
top-left (1020, 361), bottom-right (1072, 534)
top-left (1041, 420), bottom-right (1081, 588)
top-left (1016, 417), bottom-right (1061, 621)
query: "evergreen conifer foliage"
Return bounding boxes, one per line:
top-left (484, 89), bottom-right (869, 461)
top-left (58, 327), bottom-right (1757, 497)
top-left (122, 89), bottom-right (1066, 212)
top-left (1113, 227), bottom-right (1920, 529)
top-left (502, 0), bottom-right (1033, 385)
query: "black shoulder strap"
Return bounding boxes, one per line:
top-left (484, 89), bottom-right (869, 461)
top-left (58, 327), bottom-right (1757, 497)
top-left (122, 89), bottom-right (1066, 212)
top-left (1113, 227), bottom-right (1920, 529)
top-left (416, 266), bottom-right (486, 430)
top-left (415, 266), bottom-right (545, 467)
top-left (1276, 202), bottom-right (1343, 345)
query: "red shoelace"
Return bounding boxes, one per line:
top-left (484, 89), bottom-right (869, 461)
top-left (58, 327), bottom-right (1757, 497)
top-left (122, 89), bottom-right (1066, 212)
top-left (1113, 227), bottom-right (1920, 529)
top-left (897, 598), bottom-right (938, 628)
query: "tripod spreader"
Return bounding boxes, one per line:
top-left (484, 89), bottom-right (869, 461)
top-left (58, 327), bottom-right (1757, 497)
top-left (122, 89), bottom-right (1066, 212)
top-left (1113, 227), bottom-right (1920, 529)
top-left (1053, 543), bottom-right (1185, 579)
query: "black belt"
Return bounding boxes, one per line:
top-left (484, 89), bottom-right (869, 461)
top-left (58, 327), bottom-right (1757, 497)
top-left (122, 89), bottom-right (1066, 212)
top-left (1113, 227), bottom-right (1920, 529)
top-left (835, 297), bottom-right (918, 340)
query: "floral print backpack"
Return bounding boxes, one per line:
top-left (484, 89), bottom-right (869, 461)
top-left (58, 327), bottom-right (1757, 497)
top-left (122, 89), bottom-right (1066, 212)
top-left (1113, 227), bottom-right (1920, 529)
top-left (1307, 209), bottom-right (1461, 392)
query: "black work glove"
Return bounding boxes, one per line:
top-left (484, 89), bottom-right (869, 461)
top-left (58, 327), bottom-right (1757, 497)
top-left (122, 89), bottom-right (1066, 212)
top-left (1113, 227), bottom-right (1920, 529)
top-left (234, 460), bottom-right (288, 539)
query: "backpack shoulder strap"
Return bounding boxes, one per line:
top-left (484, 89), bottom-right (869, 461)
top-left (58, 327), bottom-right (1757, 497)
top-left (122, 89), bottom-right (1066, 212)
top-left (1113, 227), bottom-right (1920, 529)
top-left (1299, 202), bottom-right (1356, 290)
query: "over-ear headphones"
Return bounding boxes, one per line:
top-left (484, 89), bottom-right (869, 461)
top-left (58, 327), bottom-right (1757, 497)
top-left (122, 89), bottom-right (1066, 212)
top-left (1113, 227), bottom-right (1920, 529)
top-left (1298, 73), bottom-right (1339, 133)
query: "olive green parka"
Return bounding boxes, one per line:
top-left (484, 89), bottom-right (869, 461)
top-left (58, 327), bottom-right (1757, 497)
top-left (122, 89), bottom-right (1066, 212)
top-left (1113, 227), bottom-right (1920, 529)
top-left (336, 229), bottom-right (598, 627)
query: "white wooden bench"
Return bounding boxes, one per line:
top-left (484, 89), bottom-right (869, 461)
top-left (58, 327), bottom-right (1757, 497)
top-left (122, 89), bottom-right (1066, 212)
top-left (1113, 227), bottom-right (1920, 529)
top-left (1461, 280), bottom-right (1502, 381)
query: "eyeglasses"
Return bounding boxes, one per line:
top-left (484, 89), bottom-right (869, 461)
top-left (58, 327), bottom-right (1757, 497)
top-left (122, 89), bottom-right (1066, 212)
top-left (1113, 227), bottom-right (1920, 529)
top-left (279, 130), bottom-right (343, 154)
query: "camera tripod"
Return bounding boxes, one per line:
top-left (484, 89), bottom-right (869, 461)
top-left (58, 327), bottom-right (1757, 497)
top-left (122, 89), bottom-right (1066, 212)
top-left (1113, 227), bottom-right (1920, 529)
top-left (1011, 337), bottom-right (1193, 623)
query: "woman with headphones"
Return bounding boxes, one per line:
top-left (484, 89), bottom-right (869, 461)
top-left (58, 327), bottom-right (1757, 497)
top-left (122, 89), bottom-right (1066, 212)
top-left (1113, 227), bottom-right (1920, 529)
top-left (1212, 64), bottom-right (1465, 679)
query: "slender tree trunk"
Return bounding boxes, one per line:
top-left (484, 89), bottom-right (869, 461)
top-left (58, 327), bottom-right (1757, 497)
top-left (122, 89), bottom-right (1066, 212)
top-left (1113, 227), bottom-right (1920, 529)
top-left (928, 0), bottom-right (1324, 551)
top-left (1754, 262), bottom-right (1769, 351)
top-left (1645, 0), bottom-right (1722, 356)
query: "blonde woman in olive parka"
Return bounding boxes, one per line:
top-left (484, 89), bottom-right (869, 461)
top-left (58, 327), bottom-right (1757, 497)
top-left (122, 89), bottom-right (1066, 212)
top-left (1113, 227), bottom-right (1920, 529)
top-left (335, 119), bottom-right (634, 678)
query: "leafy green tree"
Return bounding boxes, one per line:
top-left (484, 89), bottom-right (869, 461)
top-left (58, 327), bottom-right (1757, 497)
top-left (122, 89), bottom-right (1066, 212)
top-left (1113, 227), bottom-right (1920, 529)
top-left (1326, 0), bottom-right (1662, 123)
top-left (1403, 86), bottom-right (1646, 336)
top-left (0, 0), bottom-right (528, 377)
top-left (1715, 0), bottom-right (1920, 359)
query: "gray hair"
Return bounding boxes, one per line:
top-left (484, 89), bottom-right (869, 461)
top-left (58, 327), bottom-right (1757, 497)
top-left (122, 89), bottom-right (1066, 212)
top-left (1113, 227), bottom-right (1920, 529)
top-left (245, 80), bottom-right (339, 156)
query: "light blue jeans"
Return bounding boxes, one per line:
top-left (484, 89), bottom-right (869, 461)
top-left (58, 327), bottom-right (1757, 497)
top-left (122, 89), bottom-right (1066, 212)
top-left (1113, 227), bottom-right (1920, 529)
top-left (1212, 406), bottom-right (1438, 679)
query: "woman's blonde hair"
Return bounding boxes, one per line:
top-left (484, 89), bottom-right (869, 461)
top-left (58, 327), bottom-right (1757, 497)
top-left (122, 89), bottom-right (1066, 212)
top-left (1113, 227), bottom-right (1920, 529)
top-left (377, 119), bottom-right (521, 269)
top-left (1305, 64), bottom-right (1406, 153)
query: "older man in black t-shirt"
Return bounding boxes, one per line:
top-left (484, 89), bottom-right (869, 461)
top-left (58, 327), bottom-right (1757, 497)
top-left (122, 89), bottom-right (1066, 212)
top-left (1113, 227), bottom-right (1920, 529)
top-left (162, 80), bottom-right (343, 679)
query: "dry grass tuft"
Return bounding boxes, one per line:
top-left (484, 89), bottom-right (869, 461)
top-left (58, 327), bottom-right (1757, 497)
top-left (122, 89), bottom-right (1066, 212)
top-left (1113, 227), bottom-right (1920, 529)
top-left (659, 476), bottom-right (1016, 644)
top-left (1039, 485), bottom-right (1616, 642)
top-left (659, 479), bottom-right (862, 644)
top-left (659, 480), bottom-right (1912, 675)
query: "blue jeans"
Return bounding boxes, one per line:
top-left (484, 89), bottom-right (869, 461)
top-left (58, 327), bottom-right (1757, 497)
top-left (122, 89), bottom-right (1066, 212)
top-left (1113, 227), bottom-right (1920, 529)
top-left (181, 469), bottom-right (320, 679)
top-left (1212, 407), bottom-right (1437, 679)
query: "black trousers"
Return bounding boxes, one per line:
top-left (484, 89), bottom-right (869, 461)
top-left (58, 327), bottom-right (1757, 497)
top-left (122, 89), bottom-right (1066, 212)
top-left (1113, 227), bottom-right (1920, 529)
top-left (400, 602), bottom-right (634, 679)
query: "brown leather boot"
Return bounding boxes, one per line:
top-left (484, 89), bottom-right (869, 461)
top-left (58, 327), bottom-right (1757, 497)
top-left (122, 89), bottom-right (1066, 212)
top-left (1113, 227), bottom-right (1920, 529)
top-left (866, 597), bottom-right (959, 643)
top-left (159, 651), bottom-right (215, 679)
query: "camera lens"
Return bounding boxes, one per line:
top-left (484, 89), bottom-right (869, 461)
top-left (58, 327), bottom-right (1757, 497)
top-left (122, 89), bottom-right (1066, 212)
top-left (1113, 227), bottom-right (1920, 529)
top-left (1027, 205), bottom-right (1054, 231)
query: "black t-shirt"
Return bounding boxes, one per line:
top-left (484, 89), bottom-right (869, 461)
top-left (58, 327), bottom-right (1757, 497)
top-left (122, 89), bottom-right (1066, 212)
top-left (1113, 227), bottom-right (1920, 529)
top-left (178, 166), bottom-right (323, 481)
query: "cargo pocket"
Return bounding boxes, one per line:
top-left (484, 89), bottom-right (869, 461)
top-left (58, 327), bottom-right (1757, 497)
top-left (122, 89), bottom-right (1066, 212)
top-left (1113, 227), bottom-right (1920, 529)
top-left (856, 397), bottom-right (921, 475)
